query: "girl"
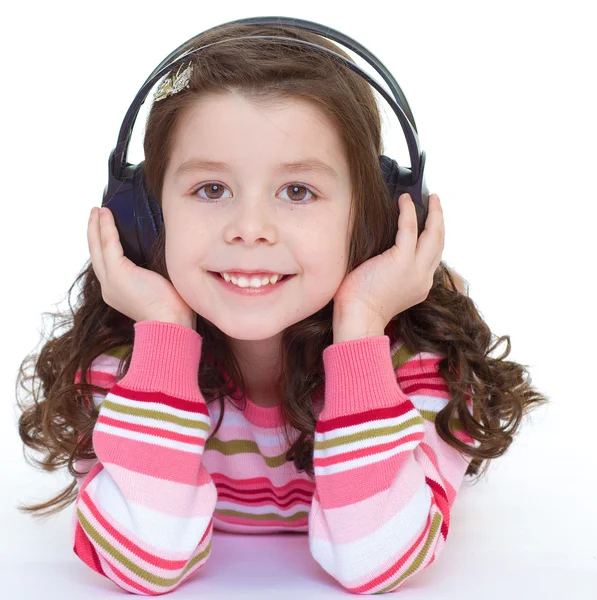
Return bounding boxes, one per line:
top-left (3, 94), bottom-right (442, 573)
top-left (16, 21), bottom-right (550, 595)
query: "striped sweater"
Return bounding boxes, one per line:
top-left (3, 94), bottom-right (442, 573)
top-left (72, 320), bottom-right (476, 595)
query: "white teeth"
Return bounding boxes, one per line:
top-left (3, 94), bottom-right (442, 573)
top-left (220, 272), bottom-right (285, 288)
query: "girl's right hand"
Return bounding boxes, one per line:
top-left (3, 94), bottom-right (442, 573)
top-left (87, 206), bottom-right (196, 329)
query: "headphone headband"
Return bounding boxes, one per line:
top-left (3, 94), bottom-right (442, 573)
top-left (109, 16), bottom-right (422, 184)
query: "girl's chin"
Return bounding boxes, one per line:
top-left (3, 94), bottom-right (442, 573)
top-left (212, 324), bottom-right (287, 341)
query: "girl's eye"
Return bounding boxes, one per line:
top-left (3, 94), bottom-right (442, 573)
top-left (191, 182), bottom-right (319, 203)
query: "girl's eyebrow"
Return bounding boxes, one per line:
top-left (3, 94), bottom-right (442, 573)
top-left (173, 158), bottom-right (339, 180)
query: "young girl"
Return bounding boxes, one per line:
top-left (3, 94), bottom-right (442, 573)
top-left (16, 21), bottom-right (550, 595)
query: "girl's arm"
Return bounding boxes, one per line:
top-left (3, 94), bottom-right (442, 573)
top-left (72, 320), bottom-right (217, 595)
top-left (308, 335), bottom-right (477, 593)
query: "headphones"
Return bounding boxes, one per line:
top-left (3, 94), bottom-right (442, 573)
top-left (102, 15), bottom-right (430, 271)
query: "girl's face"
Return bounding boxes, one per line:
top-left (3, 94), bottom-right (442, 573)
top-left (161, 91), bottom-right (353, 342)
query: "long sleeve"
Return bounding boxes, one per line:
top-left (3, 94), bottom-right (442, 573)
top-left (308, 334), bottom-right (477, 594)
top-left (72, 320), bottom-right (218, 595)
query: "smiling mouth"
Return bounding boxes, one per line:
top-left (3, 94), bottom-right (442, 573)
top-left (208, 271), bottom-right (295, 289)
top-left (209, 271), bottom-right (290, 279)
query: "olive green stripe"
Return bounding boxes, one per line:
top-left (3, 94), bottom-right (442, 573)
top-left (100, 398), bottom-right (209, 432)
top-left (375, 511), bottom-right (442, 594)
top-left (314, 415), bottom-right (425, 451)
top-left (103, 346), bottom-right (131, 360)
top-left (215, 508), bottom-right (309, 523)
top-left (390, 342), bottom-right (416, 370)
top-left (204, 437), bottom-right (288, 468)
top-left (77, 507), bottom-right (211, 587)
top-left (419, 409), bottom-right (465, 432)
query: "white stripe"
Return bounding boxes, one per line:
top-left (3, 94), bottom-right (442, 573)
top-left (85, 470), bottom-right (215, 554)
top-left (408, 393), bottom-right (450, 412)
top-left (208, 408), bottom-right (287, 439)
top-left (313, 421), bottom-right (425, 460)
top-left (309, 479), bottom-right (432, 581)
top-left (408, 389), bottom-right (475, 417)
top-left (93, 393), bottom-right (108, 408)
top-left (89, 353), bottom-right (122, 371)
top-left (95, 421), bottom-right (205, 454)
top-left (313, 438), bottom-right (421, 476)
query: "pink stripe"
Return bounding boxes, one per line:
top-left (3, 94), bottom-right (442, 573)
top-left (74, 368), bottom-right (117, 388)
top-left (310, 457), bottom-right (425, 540)
top-left (98, 462), bottom-right (217, 519)
top-left (111, 384), bottom-right (209, 414)
top-left (211, 473), bottom-right (315, 495)
top-left (73, 520), bottom-right (105, 576)
top-left (314, 430), bottom-right (424, 468)
top-left (93, 431), bottom-right (207, 485)
top-left (217, 488), bottom-right (313, 510)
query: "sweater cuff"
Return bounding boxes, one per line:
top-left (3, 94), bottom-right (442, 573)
top-left (116, 320), bottom-right (204, 402)
top-left (320, 335), bottom-right (411, 420)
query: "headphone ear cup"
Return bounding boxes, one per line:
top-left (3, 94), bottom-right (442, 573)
top-left (102, 161), bottom-right (163, 268)
top-left (133, 161), bottom-right (164, 266)
top-left (379, 154), bottom-right (411, 201)
top-left (378, 154), bottom-right (429, 238)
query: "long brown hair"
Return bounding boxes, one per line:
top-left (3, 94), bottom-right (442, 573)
top-left (16, 21), bottom-right (550, 518)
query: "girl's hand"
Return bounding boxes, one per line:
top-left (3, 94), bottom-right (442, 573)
top-left (332, 193), bottom-right (445, 330)
top-left (87, 206), bottom-right (196, 329)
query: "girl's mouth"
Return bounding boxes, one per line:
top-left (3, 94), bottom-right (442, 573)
top-left (208, 271), bottom-right (296, 296)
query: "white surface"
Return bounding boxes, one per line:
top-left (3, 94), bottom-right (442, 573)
top-left (3, 398), bottom-right (596, 598)
top-left (3, 0), bottom-right (596, 597)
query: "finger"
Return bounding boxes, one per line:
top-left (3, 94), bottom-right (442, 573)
top-left (87, 207), bottom-right (106, 282)
top-left (395, 193), bottom-right (419, 255)
top-left (98, 207), bottom-right (125, 271)
top-left (415, 194), bottom-right (445, 270)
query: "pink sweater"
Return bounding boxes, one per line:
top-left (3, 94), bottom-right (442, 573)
top-left (72, 320), bottom-right (476, 594)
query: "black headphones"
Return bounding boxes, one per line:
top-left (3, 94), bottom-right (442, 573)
top-left (102, 15), bottom-right (430, 270)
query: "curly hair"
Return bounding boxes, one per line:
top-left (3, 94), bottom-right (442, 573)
top-left (15, 21), bottom-right (550, 518)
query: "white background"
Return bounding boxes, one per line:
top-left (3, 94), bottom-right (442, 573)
top-left (2, 0), bottom-right (596, 597)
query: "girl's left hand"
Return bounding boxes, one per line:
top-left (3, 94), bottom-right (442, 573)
top-left (332, 193), bottom-right (445, 329)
